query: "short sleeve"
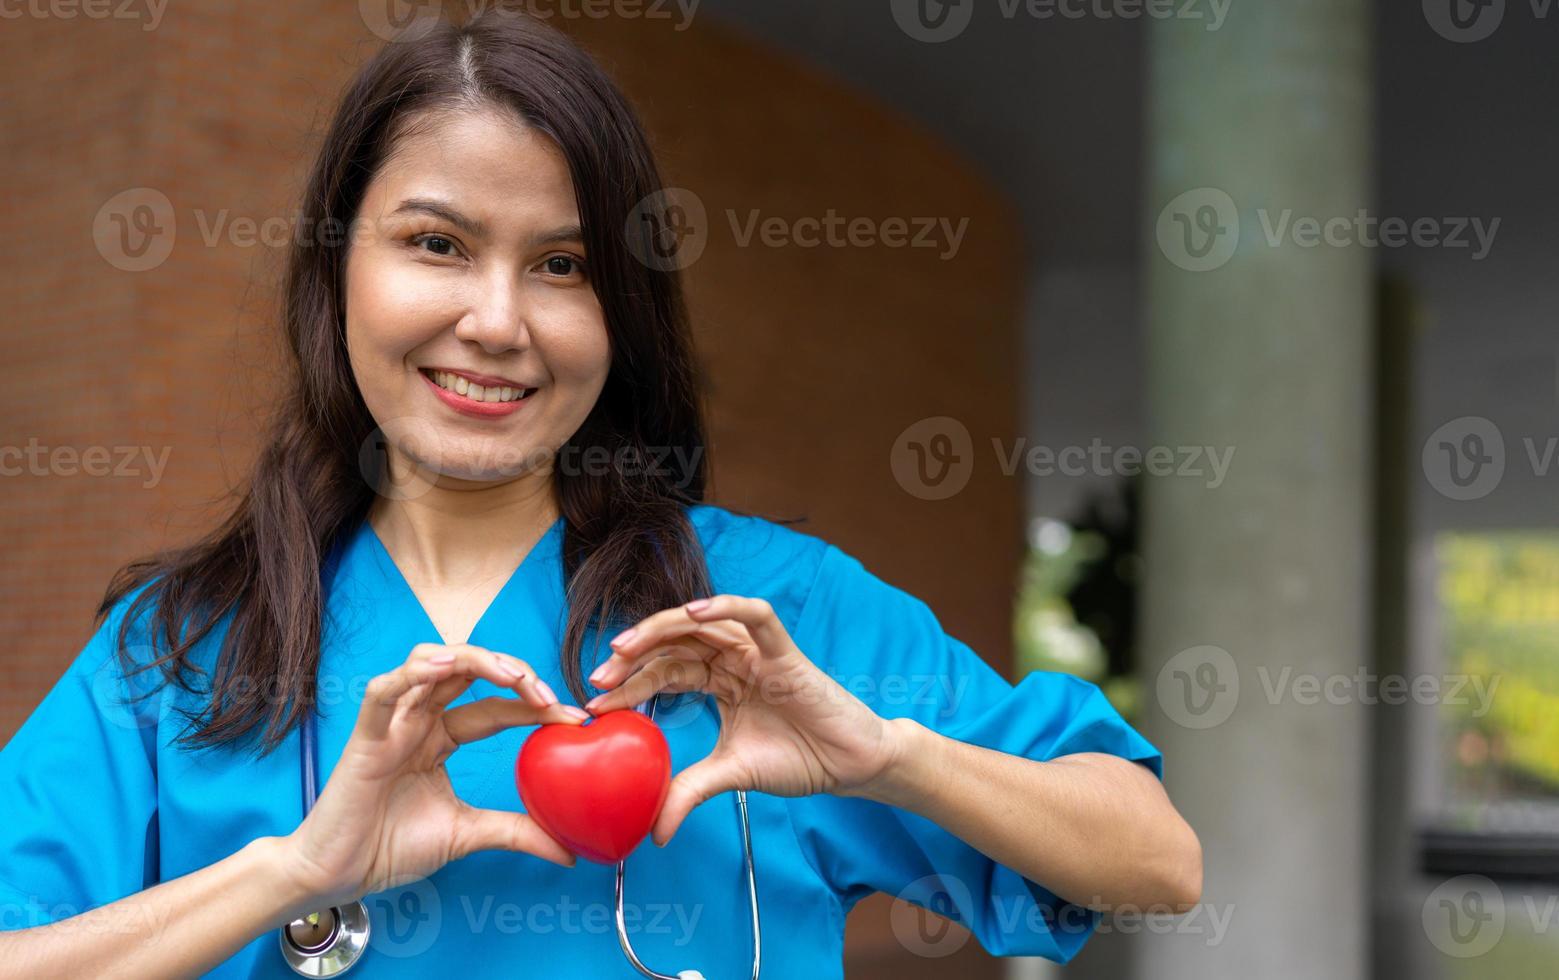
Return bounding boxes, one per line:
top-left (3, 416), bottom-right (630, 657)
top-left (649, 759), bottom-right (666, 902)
top-left (0, 591), bottom-right (162, 930)
top-left (782, 544), bottom-right (1162, 963)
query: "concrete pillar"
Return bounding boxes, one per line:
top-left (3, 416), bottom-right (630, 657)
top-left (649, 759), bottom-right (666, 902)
top-left (1137, 2), bottom-right (1374, 978)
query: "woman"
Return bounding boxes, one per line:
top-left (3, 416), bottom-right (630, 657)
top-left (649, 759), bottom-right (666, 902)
top-left (0, 8), bottom-right (1199, 977)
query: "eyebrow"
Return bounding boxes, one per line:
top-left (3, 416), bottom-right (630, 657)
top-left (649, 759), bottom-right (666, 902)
top-left (390, 197), bottom-right (583, 246)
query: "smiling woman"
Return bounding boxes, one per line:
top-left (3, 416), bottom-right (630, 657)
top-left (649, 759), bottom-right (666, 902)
top-left (0, 6), bottom-right (1196, 979)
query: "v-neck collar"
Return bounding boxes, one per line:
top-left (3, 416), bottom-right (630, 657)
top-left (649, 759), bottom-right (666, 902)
top-left (360, 513), bottom-right (566, 649)
top-left (322, 512), bottom-right (572, 718)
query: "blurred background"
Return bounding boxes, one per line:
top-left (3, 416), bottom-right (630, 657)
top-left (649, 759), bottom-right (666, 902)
top-left (2, 0), bottom-right (1556, 977)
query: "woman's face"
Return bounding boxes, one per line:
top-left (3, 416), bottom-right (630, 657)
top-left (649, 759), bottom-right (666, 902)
top-left (344, 105), bottom-right (609, 492)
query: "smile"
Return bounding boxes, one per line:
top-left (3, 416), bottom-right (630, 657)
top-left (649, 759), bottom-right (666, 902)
top-left (421, 368), bottom-right (534, 403)
top-left (419, 368), bottom-right (537, 419)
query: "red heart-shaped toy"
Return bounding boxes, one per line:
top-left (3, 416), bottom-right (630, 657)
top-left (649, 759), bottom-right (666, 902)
top-left (515, 709), bottom-right (671, 864)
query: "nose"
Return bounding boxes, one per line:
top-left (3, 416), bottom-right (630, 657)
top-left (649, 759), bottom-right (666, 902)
top-left (452, 266), bottom-right (534, 355)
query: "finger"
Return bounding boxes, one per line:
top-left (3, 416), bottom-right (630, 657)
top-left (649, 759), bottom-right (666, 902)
top-left (651, 753), bottom-right (745, 847)
top-left (681, 595), bottom-right (796, 653)
top-left (443, 694), bottom-right (589, 744)
top-left (452, 805), bottom-right (577, 868)
top-left (592, 613), bottom-right (751, 689)
top-left (356, 655), bottom-right (468, 740)
top-left (423, 644), bottom-right (548, 706)
top-left (585, 654), bottom-right (711, 715)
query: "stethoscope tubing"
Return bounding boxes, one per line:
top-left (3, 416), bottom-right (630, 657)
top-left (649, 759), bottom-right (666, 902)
top-left (614, 694), bottom-right (761, 980)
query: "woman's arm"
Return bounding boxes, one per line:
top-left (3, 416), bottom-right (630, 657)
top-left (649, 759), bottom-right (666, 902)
top-left (850, 719), bottom-right (1203, 915)
top-left (0, 835), bottom-right (316, 979)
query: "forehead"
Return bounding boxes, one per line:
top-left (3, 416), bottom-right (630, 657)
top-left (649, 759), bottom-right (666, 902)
top-left (365, 106), bottom-right (578, 226)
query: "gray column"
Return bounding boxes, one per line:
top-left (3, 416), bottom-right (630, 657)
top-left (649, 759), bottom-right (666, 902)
top-left (1137, 2), bottom-right (1373, 979)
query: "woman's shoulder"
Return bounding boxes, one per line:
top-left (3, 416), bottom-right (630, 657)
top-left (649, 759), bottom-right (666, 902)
top-left (82, 572), bottom-right (232, 681)
top-left (684, 503), bottom-right (838, 619)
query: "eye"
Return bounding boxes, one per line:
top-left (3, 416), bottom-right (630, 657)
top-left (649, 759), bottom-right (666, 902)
top-left (411, 233), bottom-right (462, 258)
top-left (543, 254), bottom-right (586, 278)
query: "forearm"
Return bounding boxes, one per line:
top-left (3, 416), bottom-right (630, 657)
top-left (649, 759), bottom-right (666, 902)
top-left (849, 717), bottom-right (1202, 913)
top-left (0, 835), bottom-right (320, 978)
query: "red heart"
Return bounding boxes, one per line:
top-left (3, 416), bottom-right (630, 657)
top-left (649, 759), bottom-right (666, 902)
top-left (515, 709), bottom-right (671, 864)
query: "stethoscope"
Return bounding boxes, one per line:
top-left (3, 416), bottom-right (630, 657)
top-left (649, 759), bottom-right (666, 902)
top-left (614, 694), bottom-right (761, 980)
top-left (278, 710), bottom-right (372, 976)
top-left (276, 689), bottom-right (760, 978)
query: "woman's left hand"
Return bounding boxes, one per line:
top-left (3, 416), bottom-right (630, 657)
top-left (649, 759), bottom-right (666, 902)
top-left (584, 595), bottom-right (904, 845)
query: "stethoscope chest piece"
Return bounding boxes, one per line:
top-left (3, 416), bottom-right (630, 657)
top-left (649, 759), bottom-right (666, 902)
top-left (279, 900), bottom-right (371, 977)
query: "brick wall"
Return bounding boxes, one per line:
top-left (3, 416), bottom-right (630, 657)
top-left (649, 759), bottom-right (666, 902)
top-left (0, 3), bottom-right (1024, 974)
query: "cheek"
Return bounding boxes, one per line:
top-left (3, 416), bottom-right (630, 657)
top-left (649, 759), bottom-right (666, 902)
top-left (343, 250), bottom-right (455, 411)
top-left (537, 301), bottom-right (612, 394)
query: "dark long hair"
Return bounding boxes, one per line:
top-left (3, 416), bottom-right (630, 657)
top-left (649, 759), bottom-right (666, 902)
top-left (100, 7), bottom-right (713, 756)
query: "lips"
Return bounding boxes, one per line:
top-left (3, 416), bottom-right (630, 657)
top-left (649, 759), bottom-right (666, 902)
top-left (419, 369), bottom-right (535, 418)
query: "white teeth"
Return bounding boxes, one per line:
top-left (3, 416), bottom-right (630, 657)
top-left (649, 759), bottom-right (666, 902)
top-left (426, 370), bottom-right (530, 402)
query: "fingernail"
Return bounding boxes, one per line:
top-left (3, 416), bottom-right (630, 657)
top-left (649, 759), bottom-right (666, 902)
top-left (562, 705), bottom-right (590, 721)
top-left (429, 652), bottom-right (456, 665)
top-left (610, 628), bottom-right (637, 648)
top-left (588, 665), bottom-right (607, 685)
top-left (584, 695), bottom-right (603, 711)
top-left (534, 679), bottom-right (558, 705)
top-left (685, 598), bottom-right (711, 613)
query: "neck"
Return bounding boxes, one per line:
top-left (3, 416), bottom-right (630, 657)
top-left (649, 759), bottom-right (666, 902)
top-left (366, 458), bottom-right (560, 587)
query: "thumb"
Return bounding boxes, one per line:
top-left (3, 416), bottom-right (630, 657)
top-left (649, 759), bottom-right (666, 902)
top-left (455, 806), bottom-right (577, 868)
top-left (652, 753), bottom-right (744, 847)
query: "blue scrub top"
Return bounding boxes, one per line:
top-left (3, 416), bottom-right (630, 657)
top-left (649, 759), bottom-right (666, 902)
top-left (0, 504), bottom-right (1163, 976)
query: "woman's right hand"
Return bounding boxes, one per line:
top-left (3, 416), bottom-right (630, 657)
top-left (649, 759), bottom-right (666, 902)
top-left (279, 643), bottom-right (589, 909)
